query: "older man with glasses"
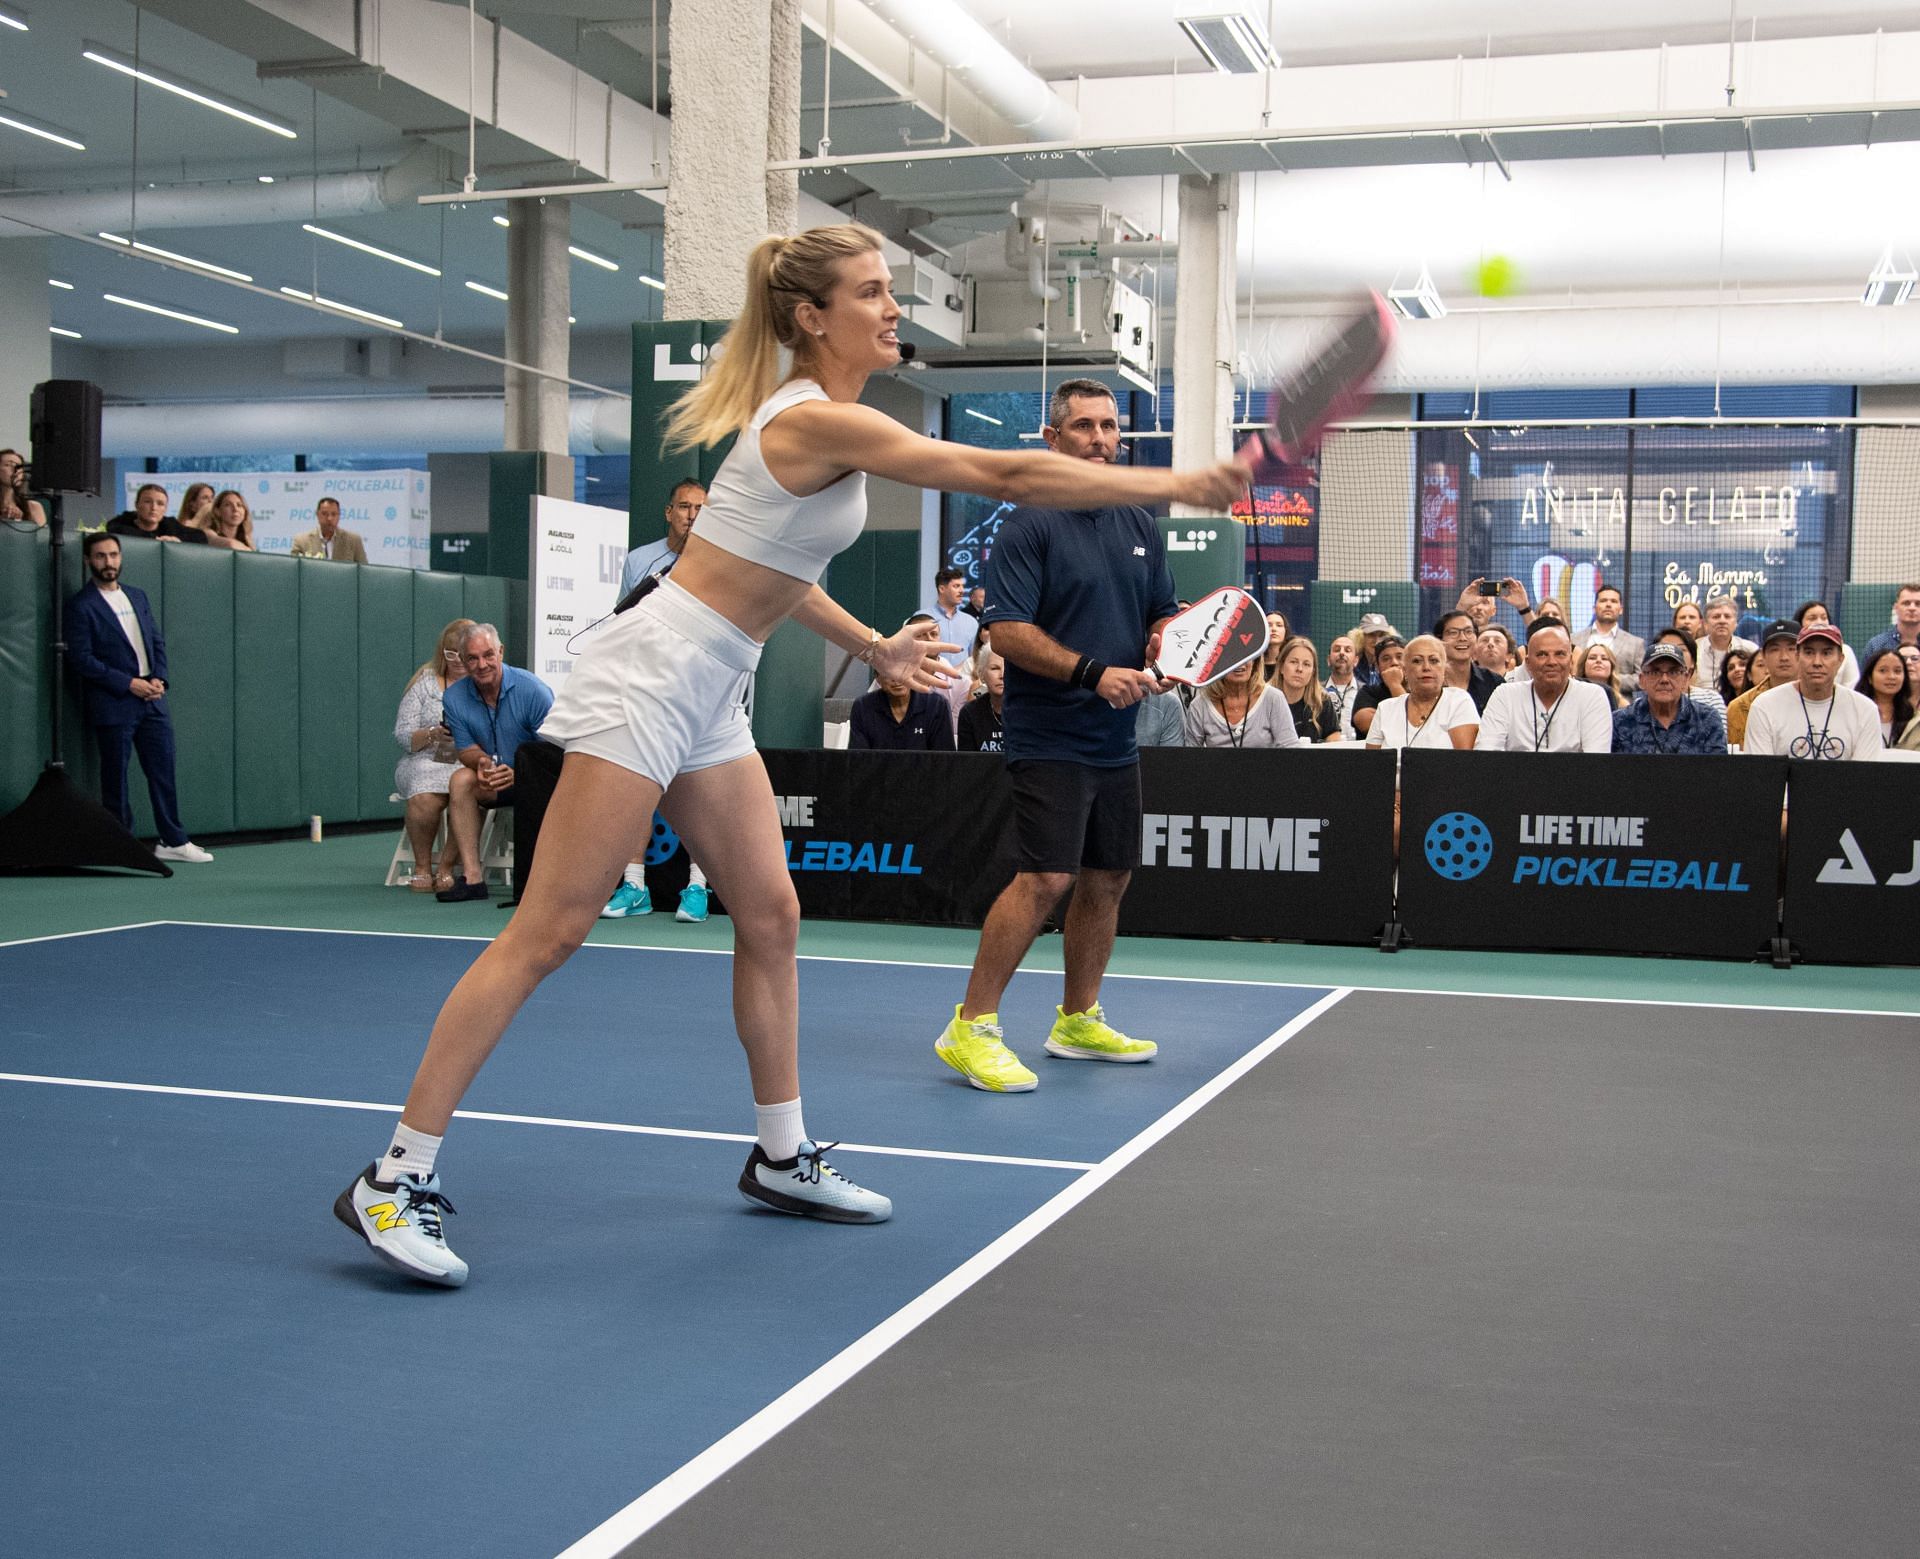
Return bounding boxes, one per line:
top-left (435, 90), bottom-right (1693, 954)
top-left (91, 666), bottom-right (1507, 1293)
top-left (1611, 641), bottom-right (1727, 755)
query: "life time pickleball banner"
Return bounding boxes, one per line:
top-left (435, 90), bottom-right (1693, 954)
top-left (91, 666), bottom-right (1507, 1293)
top-left (1119, 748), bottom-right (1396, 943)
top-left (1781, 758), bottom-right (1920, 967)
top-left (122, 470), bottom-right (431, 568)
top-left (1397, 749), bottom-right (1787, 958)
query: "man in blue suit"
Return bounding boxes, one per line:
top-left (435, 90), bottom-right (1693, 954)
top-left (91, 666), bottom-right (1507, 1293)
top-left (68, 533), bottom-right (213, 863)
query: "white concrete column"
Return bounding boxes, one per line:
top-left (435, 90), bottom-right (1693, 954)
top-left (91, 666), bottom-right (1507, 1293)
top-left (0, 240), bottom-right (53, 453)
top-left (665, 0), bottom-right (804, 320)
top-left (766, 0), bottom-right (802, 237)
top-left (1171, 174), bottom-right (1238, 515)
top-left (503, 195), bottom-right (571, 481)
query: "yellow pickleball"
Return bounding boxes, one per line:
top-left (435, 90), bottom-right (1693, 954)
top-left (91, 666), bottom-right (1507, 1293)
top-left (1475, 254), bottom-right (1521, 297)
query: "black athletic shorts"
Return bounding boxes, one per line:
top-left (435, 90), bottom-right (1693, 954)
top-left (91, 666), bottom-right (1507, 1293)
top-left (1006, 759), bottom-right (1142, 874)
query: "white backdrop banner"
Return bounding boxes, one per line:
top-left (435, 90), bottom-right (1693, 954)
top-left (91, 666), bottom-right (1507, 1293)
top-left (120, 470), bottom-right (432, 569)
top-left (529, 495), bottom-right (629, 686)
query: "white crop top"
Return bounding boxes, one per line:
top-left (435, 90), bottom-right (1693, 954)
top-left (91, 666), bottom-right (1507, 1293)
top-left (695, 379), bottom-right (867, 585)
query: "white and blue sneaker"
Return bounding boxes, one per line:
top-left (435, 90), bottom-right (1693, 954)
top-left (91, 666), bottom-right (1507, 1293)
top-left (738, 1140), bottom-right (891, 1224)
top-left (676, 883), bottom-right (710, 923)
top-left (334, 1163), bottom-right (468, 1287)
top-left (600, 882), bottom-right (651, 919)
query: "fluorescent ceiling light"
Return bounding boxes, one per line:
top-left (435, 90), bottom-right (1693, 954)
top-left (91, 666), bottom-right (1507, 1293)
top-left (1388, 265), bottom-right (1446, 321)
top-left (1862, 247), bottom-right (1915, 307)
top-left (49, 278), bottom-right (74, 290)
top-left (99, 230), bottom-right (255, 283)
top-left (569, 244), bottom-right (618, 272)
top-left (0, 5), bottom-right (29, 33)
top-left (51, 326), bottom-right (82, 340)
top-left (279, 286), bottom-right (404, 330)
top-left (638, 274), bottom-right (666, 291)
top-left (82, 45), bottom-right (298, 139)
top-left (465, 279), bottom-right (509, 300)
top-left (493, 215), bottom-right (510, 228)
top-left (963, 407), bottom-right (1004, 426)
top-left (103, 293), bottom-right (239, 334)
top-left (1176, 7), bottom-right (1279, 74)
top-left (0, 108), bottom-right (85, 151)
top-left (301, 222), bottom-right (440, 277)
top-left (257, 174), bottom-right (275, 184)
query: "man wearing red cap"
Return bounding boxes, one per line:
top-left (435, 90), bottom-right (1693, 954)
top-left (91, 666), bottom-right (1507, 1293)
top-left (1740, 622), bottom-right (1882, 761)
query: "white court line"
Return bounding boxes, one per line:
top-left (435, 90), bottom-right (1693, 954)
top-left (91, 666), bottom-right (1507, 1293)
top-left (0, 1073), bottom-right (1094, 1173)
top-left (553, 984), bottom-right (1355, 1559)
top-left (69, 920), bottom-right (1920, 1021)
top-left (0, 921), bottom-right (166, 950)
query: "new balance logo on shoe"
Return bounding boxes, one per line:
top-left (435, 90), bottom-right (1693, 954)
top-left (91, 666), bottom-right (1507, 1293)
top-left (363, 1201), bottom-right (407, 1232)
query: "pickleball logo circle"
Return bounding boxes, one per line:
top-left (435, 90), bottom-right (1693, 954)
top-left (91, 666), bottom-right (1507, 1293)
top-left (1424, 811), bottom-right (1494, 881)
top-left (644, 814), bottom-right (680, 865)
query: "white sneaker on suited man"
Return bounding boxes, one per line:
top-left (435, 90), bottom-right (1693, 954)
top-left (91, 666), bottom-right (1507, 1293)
top-left (154, 841), bottom-right (213, 863)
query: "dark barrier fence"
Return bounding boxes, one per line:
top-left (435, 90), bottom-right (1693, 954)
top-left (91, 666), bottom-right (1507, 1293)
top-left (1397, 750), bottom-right (1788, 960)
top-left (1782, 760), bottom-right (1920, 967)
top-left (512, 746), bottom-right (1913, 966)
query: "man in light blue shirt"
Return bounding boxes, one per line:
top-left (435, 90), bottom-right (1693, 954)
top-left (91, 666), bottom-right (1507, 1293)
top-left (925, 566), bottom-right (979, 670)
top-left (437, 624), bottom-right (554, 902)
top-left (618, 478), bottom-right (706, 597)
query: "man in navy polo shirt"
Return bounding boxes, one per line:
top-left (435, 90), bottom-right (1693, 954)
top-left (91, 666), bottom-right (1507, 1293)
top-left (934, 378), bottom-right (1177, 1092)
top-left (437, 623), bottom-right (554, 902)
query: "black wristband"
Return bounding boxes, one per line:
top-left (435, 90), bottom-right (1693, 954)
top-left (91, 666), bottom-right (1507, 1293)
top-left (1080, 659), bottom-right (1110, 691)
top-left (1068, 654), bottom-right (1090, 687)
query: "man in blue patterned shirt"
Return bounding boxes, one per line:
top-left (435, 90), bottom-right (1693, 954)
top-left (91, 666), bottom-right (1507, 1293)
top-left (1611, 641), bottom-right (1726, 755)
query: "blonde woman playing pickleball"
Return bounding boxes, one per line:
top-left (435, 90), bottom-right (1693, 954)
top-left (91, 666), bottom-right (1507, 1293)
top-left (335, 224), bottom-right (1247, 1286)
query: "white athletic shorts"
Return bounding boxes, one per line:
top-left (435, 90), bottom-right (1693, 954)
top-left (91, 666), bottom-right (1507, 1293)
top-left (538, 575), bottom-right (761, 787)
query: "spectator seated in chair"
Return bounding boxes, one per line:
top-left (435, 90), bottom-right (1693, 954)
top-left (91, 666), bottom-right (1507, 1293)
top-left (1857, 647), bottom-right (1917, 751)
top-left (1474, 623), bottom-right (1518, 679)
top-left (1693, 596), bottom-right (1757, 691)
top-left (291, 497), bottom-right (369, 563)
top-left (1725, 619), bottom-right (1799, 747)
top-left (393, 617), bottom-right (475, 893)
top-left (1273, 635), bottom-right (1342, 742)
top-left (106, 481), bottom-right (207, 545)
top-left (957, 647), bottom-right (1007, 753)
top-left (1364, 634), bottom-right (1479, 750)
top-left (1349, 636), bottom-right (1406, 738)
top-left (0, 448), bottom-right (47, 527)
top-left (1740, 623), bottom-right (1882, 761)
top-left (1182, 655), bottom-right (1299, 749)
top-left (849, 620), bottom-right (957, 750)
top-left (1475, 621), bottom-right (1614, 752)
top-left (1574, 641), bottom-right (1630, 710)
top-left (201, 488), bottom-right (257, 552)
top-left (1321, 633), bottom-right (1362, 737)
top-left (1611, 642), bottom-right (1727, 755)
top-left (437, 623), bottom-right (555, 900)
top-left (1861, 582), bottom-right (1920, 663)
top-left (1434, 610), bottom-right (1503, 713)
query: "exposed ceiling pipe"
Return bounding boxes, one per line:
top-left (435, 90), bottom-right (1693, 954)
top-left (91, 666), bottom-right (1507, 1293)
top-left (102, 393), bottom-right (631, 458)
top-left (0, 145), bottom-right (444, 239)
top-left (857, 0), bottom-right (1078, 143)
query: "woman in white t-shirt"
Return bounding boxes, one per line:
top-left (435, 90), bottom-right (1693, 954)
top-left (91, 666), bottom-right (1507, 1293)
top-left (1366, 635), bottom-right (1479, 750)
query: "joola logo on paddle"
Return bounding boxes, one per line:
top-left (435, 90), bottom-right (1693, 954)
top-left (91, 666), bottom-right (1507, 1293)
top-left (1141, 814), bottom-right (1322, 872)
top-left (1817, 829), bottom-right (1920, 887)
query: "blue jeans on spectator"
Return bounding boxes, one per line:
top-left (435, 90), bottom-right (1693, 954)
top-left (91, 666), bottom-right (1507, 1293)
top-left (95, 704), bottom-right (188, 847)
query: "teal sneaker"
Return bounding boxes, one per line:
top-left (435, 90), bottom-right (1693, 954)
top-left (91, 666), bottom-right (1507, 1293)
top-left (1044, 1002), bottom-right (1157, 1063)
top-left (676, 883), bottom-right (710, 923)
top-left (600, 882), bottom-right (651, 919)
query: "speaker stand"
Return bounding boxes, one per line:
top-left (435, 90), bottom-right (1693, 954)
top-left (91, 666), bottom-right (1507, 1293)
top-left (0, 497), bottom-right (170, 876)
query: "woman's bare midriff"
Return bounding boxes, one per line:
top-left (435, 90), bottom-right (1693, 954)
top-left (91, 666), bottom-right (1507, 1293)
top-left (666, 534), bottom-right (816, 643)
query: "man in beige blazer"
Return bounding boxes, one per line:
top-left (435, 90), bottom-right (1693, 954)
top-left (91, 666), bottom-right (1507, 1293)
top-left (291, 496), bottom-right (369, 563)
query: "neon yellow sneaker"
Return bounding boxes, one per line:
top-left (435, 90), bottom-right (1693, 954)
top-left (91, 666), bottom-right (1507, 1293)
top-left (934, 1005), bottom-right (1038, 1093)
top-left (1044, 1003), bottom-right (1158, 1063)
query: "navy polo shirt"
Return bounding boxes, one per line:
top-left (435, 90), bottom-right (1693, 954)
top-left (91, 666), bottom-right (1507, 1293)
top-left (848, 689), bottom-right (956, 751)
top-left (981, 504), bottom-right (1178, 766)
top-left (444, 666), bottom-right (555, 761)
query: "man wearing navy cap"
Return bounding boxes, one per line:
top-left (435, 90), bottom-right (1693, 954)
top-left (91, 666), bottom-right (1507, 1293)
top-left (1611, 641), bottom-right (1726, 755)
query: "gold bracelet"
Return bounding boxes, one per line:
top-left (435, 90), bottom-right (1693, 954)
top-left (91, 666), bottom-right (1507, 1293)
top-left (856, 628), bottom-right (881, 664)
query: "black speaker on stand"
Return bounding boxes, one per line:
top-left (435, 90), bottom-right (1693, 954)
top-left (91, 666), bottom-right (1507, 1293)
top-left (0, 379), bottom-right (169, 875)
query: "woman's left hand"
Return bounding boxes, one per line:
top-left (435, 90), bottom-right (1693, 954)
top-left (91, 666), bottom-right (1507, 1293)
top-left (871, 621), bottom-right (959, 691)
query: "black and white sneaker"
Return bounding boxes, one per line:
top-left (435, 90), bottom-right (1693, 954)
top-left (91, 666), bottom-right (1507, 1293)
top-left (738, 1140), bottom-right (892, 1224)
top-left (334, 1163), bottom-right (468, 1287)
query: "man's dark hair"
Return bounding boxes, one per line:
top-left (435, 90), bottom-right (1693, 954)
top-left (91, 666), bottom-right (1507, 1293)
top-left (1650, 626), bottom-right (1695, 663)
top-left (1431, 610), bottom-right (1475, 637)
top-left (1898, 581), bottom-right (1920, 597)
top-left (1595, 584), bottom-right (1622, 601)
top-left (1047, 377), bottom-right (1118, 429)
top-left (81, 530), bottom-right (119, 558)
top-left (135, 482), bottom-right (167, 503)
top-left (316, 496), bottom-right (341, 514)
top-left (667, 477), bottom-right (705, 504)
top-left (934, 566), bottom-right (964, 588)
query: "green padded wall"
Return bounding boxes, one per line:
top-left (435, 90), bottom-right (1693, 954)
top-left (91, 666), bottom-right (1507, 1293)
top-left (296, 561), bottom-right (360, 826)
top-left (0, 527), bottom-right (50, 814)
top-left (462, 577), bottom-right (511, 655)
top-left (628, 320), bottom-right (708, 549)
top-left (1841, 584), bottom-right (1904, 657)
top-left (828, 530), bottom-right (922, 643)
top-left (1307, 580), bottom-right (1422, 646)
top-left (161, 541), bottom-right (237, 837)
top-left (1160, 517), bottom-right (1244, 605)
top-left (357, 566), bottom-right (415, 819)
top-left (413, 572), bottom-right (466, 665)
top-left (232, 553), bottom-right (301, 830)
top-left (751, 618), bottom-right (827, 749)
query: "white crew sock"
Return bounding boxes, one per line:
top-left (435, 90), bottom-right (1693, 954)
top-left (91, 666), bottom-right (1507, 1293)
top-left (623, 863), bottom-right (646, 889)
top-left (381, 1122), bottom-right (442, 1183)
top-left (754, 1097), bottom-right (807, 1162)
top-left (688, 861), bottom-right (708, 890)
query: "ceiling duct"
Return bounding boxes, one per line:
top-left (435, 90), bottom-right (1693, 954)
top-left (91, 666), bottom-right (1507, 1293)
top-left (856, 0), bottom-right (1078, 144)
